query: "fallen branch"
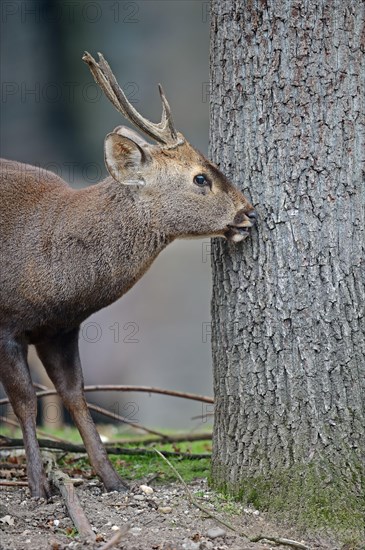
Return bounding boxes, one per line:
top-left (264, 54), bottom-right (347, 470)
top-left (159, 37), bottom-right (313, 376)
top-left (111, 432), bottom-right (212, 445)
top-left (36, 384), bottom-right (213, 437)
top-left (107, 446), bottom-right (211, 459)
top-left (0, 437), bottom-right (211, 459)
top-left (85, 401), bottom-right (165, 438)
top-left (0, 385), bottom-right (213, 406)
top-left (43, 452), bottom-right (96, 542)
top-left (1, 386), bottom-right (177, 438)
top-left (0, 410), bottom-right (211, 446)
top-left (33, 381), bottom-right (159, 435)
top-left (0, 480), bottom-right (28, 487)
top-left (154, 449), bottom-right (309, 550)
top-left (1, 394), bottom-right (164, 440)
top-left (57, 385), bottom-right (213, 403)
top-left (191, 413), bottom-right (214, 420)
top-left (0, 415), bottom-right (71, 445)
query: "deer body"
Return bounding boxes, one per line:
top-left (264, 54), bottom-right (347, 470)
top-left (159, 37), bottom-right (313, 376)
top-left (1, 160), bottom-right (170, 341)
top-left (0, 53), bottom-right (256, 498)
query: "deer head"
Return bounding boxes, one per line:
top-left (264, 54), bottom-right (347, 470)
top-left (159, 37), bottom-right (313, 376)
top-left (83, 52), bottom-right (257, 243)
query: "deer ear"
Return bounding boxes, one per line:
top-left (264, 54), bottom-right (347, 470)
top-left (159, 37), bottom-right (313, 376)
top-left (113, 125), bottom-right (151, 148)
top-left (104, 133), bottom-right (151, 185)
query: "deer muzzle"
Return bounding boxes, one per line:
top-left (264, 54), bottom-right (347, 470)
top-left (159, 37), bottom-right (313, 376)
top-left (226, 209), bottom-right (257, 242)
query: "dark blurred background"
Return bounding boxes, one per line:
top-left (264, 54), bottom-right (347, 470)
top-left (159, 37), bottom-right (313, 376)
top-left (0, 0), bottom-right (213, 431)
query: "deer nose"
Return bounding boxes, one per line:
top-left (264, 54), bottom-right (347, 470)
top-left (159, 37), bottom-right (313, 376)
top-left (233, 208), bottom-right (257, 227)
top-left (247, 210), bottom-right (258, 224)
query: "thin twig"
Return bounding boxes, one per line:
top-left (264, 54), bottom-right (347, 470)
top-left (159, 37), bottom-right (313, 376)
top-left (83, 385), bottom-right (214, 403)
top-left (2, 382), bottom-right (212, 437)
top-left (86, 401), bottom-right (164, 437)
top-left (191, 413), bottom-right (214, 420)
top-left (43, 452), bottom-right (96, 541)
top-left (0, 437), bottom-right (210, 459)
top-left (1, 386), bottom-right (177, 438)
top-left (0, 385), bottom-right (214, 406)
top-left (0, 415), bottom-right (71, 444)
top-left (105, 447), bottom-right (210, 459)
top-left (111, 432), bottom-right (212, 445)
top-left (1, 409), bottom-right (211, 445)
top-left (33, 382), bottom-right (164, 436)
top-left (99, 524), bottom-right (130, 550)
top-left (154, 450), bottom-right (309, 550)
top-left (0, 480), bottom-right (28, 487)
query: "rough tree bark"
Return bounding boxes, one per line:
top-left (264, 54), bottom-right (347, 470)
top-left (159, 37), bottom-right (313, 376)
top-left (210, 0), bottom-right (365, 537)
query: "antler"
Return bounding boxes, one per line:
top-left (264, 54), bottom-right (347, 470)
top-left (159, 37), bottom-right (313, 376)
top-left (82, 51), bottom-right (182, 148)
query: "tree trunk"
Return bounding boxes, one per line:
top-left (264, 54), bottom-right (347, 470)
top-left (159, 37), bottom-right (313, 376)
top-left (210, 0), bottom-right (365, 538)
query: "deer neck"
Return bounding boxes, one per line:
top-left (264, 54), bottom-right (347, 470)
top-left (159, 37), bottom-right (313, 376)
top-left (53, 178), bottom-right (171, 317)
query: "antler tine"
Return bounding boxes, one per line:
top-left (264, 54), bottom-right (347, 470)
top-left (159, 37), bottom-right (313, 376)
top-left (82, 51), bottom-right (180, 147)
top-left (82, 52), bottom-right (122, 114)
top-left (158, 84), bottom-right (178, 141)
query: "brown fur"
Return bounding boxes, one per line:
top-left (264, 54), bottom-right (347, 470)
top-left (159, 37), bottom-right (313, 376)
top-left (0, 98), bottom-right (255, 498)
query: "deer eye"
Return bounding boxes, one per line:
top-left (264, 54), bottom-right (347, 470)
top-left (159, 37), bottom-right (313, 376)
top-left (194, 174), bottom-right (210, 187)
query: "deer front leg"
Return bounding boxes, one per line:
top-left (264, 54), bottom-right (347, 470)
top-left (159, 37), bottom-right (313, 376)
top-left (0, 335), bottom-right (51, 498)
top-left (35, 328), bottom-right (128, 492)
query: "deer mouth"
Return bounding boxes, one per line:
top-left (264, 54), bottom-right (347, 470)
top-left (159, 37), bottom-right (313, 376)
top-left (225, 210), bottom-right (257, 242)
top-left (229, 225), bottom-right (251, 234)
top-left (225, 225), bottom-right (251, 242)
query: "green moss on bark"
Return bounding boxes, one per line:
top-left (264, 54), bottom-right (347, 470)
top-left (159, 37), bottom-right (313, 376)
top-left (211, 460), bottom-right (365, 545)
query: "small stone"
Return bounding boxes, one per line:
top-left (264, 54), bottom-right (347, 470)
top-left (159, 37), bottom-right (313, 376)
top-left (243, 507), bottom-right (259, 515)
top-left (71, 478), bottom-right (83, 486)
top-left (139, 484), bottom-right (154, 495)
top-left (133, 495), bottom-right (145, 501)
top-left (181, 539), bottom-right (201, 550)
top-left (111, 525), bottom-right (120, 531)
top-left (158, 506), bottom-right (172, 514)
top-left (0, 515), bottom-right (15, 526)
top-left (129, 527), bottom-right (142, 536)
top-left (206, 527), bottom-right (226, 539)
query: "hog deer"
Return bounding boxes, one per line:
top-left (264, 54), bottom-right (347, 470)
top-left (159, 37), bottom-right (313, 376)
top-left (0, 52), bottom-right (256, 498)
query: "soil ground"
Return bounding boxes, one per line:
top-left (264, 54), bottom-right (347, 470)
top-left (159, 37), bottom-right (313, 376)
top-left (0, 477), bottom-right (345, 550)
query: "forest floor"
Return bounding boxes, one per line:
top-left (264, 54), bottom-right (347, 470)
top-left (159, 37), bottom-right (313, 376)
top-left (0, 430), bottom-right (360, 550)
top-left (0, 478), bottom-right (345, 550)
